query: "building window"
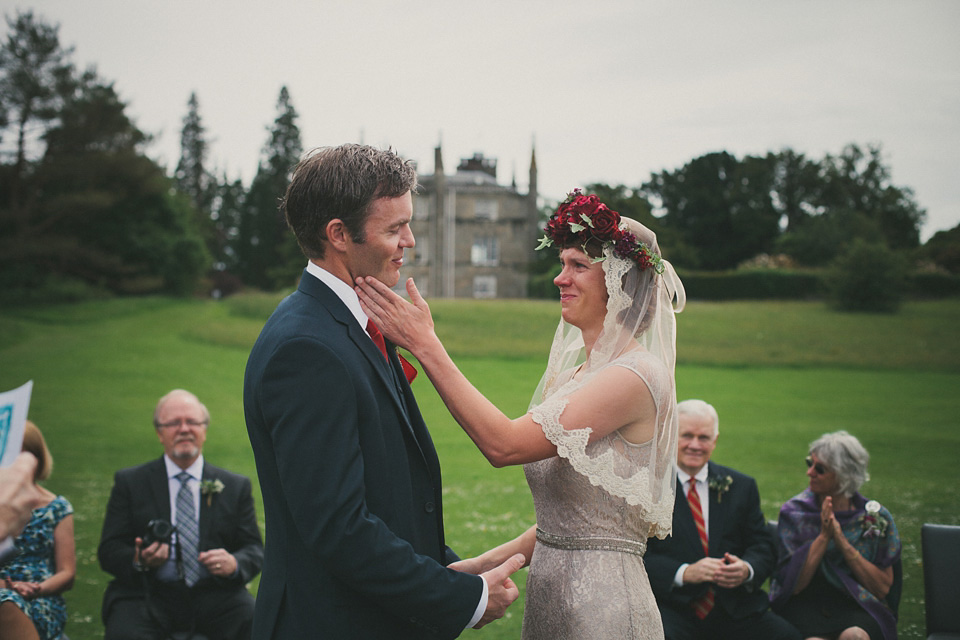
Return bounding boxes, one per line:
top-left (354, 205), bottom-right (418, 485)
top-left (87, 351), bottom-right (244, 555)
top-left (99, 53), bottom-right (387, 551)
top-left (414, 196), bottom-right (430, 220)
top-left (473, 276), bottom-right (497, 298)
top-left (474, 198), bottom-right (498, 220)
top-left (471, 236), bottom-right (499, 266)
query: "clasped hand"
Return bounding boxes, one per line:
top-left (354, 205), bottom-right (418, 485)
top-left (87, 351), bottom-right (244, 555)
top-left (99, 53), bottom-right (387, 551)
top-left (5, 580), bottom-right (42, 599)
top-left (820, 496), bottom-right (842, 540)
top-left (684, 553), bottom-right (749, 589)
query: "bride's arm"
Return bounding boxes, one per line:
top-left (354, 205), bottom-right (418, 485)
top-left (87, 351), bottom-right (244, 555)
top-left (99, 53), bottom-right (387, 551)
top-left (450, 525), bottom-right (536, 574)
top-left (356, 277), bottom-right (650, 467)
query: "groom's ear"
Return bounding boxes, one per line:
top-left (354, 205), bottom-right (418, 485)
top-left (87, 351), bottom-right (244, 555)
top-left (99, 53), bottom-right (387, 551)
top-left (325, 219), bottom-right (350, 253)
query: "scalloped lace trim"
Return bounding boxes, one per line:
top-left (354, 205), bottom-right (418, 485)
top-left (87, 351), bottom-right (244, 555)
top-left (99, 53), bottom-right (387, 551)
top-left (531, 392), bottom-right (674, 539)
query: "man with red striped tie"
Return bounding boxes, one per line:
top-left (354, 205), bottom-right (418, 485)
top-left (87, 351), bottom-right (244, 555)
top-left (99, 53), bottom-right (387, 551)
top-left (645, 399), bottom-right (800, 640)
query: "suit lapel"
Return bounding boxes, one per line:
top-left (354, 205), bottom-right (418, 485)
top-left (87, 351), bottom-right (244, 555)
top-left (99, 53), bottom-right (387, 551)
top-left (149, 457), bottom-right (172, 521)
top-left (298, 274), bottom-right (429, 461)
top-left (706, 461), bottom-right (724, 556)
top-left (199, 464), bottom-right (216, 545)
top-left (676, 478), bottom-right (708, 559)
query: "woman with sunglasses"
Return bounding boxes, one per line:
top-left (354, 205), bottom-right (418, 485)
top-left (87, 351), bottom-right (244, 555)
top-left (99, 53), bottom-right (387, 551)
top-left (769, 431), bottom-right (901, 640)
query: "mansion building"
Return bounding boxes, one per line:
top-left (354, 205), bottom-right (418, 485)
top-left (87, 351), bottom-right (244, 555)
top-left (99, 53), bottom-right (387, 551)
top-left (404, 145), bottom-right (540, 298)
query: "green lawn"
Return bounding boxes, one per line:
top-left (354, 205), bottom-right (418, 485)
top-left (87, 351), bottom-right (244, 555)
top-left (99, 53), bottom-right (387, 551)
top-left (1, 294), bottom-right (957, 639)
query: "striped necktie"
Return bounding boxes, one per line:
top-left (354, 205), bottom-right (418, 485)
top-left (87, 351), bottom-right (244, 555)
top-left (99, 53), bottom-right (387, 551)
top-left (687, 477), bottom-right (715, 619)
top-left (175, 472), bottom-right (201, 586)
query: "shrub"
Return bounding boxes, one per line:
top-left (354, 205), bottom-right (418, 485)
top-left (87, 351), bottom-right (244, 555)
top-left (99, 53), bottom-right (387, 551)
top-left (827, 239), bottom-right (907, 312)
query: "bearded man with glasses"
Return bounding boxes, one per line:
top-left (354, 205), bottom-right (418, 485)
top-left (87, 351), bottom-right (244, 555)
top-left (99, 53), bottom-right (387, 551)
top-left (98, 389), bottom-right (263, 640)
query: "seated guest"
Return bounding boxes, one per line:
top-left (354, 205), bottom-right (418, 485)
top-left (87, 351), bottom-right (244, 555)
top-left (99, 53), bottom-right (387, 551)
top-left (0, 421), bottom-right (76, 640)
top-left (771, 430), bottom-right (900, 640)
top-left (98, 389), bottom-right (263, 640)
top-left (645, 399), bottom-right (801, 640)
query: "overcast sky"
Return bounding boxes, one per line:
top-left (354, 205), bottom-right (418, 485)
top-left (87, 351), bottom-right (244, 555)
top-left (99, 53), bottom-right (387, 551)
top-left (9, 0), bottom-right (960, 240)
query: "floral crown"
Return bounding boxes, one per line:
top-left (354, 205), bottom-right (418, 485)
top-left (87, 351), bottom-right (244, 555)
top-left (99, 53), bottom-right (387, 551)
top-left (536, 189), bottom-right (664, 274)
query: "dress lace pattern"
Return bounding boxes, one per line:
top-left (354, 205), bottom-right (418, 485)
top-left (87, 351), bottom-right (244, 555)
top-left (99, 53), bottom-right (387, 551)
top-left (521, 350), bottom-right (674, 639)
top-left (530, 350), bottom-right (675, 539)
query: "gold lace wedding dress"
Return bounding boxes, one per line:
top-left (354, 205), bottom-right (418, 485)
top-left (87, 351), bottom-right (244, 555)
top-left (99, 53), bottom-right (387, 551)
top-left (521, 350), bottom-right (673, 640)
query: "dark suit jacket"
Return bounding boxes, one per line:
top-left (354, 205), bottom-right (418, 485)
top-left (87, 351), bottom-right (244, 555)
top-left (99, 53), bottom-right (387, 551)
top-left (242, 270), bottom-right (482, 639)
top-left (645, 461), bottom-right (776, 620)
top-left (97, 457), bottom-right (264, 621)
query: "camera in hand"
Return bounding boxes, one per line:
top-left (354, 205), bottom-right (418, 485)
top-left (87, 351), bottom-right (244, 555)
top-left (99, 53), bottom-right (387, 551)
top-left (143, 519), bottom-right (176, 547)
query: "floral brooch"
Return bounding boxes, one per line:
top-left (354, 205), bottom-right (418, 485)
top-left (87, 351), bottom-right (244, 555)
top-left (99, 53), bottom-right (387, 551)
top-left (200, 479), bottom-right (225, 506)
top-left (708, 474), bottom-right (733, 502)
top-left (861, 500), bottom-right (889, 538)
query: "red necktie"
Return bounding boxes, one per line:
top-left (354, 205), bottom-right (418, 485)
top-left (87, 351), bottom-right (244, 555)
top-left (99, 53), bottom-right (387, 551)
top-left (687, 477), bottom-right (715, 619)
top-left (366, 319), bottom-right (418, 383)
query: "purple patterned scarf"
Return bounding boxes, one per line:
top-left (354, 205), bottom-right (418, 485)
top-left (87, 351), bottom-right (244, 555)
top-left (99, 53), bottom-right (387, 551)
top-left (770, 489), bottom-right (900, 640)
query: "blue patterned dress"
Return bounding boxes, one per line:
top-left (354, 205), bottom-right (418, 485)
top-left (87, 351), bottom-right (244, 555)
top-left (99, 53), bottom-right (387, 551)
top-left (0, 495), bottom-right (73, 640)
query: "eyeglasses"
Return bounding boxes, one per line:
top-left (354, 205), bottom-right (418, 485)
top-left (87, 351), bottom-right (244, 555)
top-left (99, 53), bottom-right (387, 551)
top-left (156, 419), bottom-right (208, 429)
top-left (805, 456), bottom-right (828, 475)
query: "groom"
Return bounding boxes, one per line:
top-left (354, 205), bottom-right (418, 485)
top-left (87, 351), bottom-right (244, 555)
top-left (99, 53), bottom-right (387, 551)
top-left (243, 144), bottom-right (523, 639)
top-left (645, 399), bottom-right (800, 640)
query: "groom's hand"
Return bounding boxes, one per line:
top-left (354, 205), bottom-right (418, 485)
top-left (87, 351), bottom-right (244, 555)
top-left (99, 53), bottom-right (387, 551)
top-left (475, 553), bottom-right (524, 629)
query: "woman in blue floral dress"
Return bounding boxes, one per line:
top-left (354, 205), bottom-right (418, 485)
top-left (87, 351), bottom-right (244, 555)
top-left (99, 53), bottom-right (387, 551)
top-left (0, 421), bottom-right (76, 640)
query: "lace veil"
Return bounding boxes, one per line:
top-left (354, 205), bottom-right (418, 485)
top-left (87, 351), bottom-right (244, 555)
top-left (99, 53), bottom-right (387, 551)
top-left (528, 217), bottom-right (686, 539)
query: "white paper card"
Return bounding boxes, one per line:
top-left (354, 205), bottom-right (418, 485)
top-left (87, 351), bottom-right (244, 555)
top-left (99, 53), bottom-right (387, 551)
top-left (0, 380), bottom-right (33, 467)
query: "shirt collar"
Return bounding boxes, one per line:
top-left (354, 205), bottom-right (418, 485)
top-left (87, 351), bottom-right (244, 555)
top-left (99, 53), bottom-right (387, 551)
top-left (677, 464), bottom-right (709, 486)
top-left (305, 261), bottom-right (367, 329)
top-left (164, 454), bottom-right (204, 481)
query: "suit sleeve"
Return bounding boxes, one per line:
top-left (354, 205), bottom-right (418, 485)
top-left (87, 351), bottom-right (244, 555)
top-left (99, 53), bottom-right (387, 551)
top-left (257, 336), bottom-right (481, 634)
top-left (737, 476), bottom-right (776, 585)
top-left (222, 474), bottom-right (263, 585)
top-left (644, 535), bottom-right (686, 600)
top-left (97, 470), bottom-right (140, 584)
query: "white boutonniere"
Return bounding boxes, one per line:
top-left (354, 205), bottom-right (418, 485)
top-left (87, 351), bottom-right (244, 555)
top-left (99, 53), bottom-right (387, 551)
top-left (861, 500), bottom-right (889, 538)
top-left (200, 479), bottom-right (225, 506)
top-left (708, 474), bottom-right (734, 502)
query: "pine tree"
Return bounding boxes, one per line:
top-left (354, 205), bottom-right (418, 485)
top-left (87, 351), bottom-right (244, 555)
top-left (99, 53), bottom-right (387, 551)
top-left (174, 92), bottom-right (216, 256)
top-left (0, 10), bottom-right (73, 226)
top-left (235, 86), bottom-right (303, 289)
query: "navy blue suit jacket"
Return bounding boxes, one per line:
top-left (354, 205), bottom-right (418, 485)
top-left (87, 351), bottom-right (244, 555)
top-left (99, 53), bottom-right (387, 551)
top-left (645, 461), bottom-right (776, 620)
top-left (243, 270), bottom-right (482, 639)
top-left (97, 457), bottom-right (263, 621)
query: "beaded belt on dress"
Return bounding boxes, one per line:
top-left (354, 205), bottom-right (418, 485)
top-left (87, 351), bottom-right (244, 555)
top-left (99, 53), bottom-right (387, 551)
top-left (535, 528), bottom-right (647, 557)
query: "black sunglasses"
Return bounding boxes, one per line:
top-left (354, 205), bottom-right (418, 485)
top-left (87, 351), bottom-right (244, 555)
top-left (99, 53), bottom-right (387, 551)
top-left (805, 456), bottom-right (828, 475)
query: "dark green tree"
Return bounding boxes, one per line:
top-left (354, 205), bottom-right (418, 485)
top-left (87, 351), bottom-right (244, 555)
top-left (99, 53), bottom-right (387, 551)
top-left (0, 10), bottom-right (73, 223)
top-left (818, 143), bottom-right (925, 251)
top-left (775, 144), bottom-right (925, 266)
top-left (235, 85), bottom-right (303, 289)
top-left (0, 16), bottom-right (208, 300)
top-left (174, 92), bottom-right (215, 243)
top-left (767, 148), bottom-right (822, 233)
top-left (920, 223), bottom-right (960, 275)
top-left (642, 152), bottom-right (781, 269)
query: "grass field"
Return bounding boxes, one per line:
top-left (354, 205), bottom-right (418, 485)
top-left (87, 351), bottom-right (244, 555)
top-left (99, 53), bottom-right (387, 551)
top-left (1, 293), bottom-right (958, 639)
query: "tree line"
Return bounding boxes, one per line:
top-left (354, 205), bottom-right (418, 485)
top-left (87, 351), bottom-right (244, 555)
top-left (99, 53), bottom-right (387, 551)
top-left (0, 11), bottom-right (303, 301)
top-left (2, 10), bottom-right (956, 306)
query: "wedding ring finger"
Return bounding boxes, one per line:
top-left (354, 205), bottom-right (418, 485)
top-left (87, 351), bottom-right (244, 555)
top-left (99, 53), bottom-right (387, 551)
top-left (215, 563), bottom-right (222, 570)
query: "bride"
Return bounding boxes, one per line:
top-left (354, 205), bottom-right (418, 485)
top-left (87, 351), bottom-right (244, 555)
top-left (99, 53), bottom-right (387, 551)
top-left (356, 190), bottom-right (685, 639)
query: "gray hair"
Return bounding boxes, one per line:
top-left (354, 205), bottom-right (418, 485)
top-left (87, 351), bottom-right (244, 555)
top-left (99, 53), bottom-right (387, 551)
top-left (809, 430), bottom-right (870, 497)
top-left (677, 399), bottom-right (719, 437)
top-left (282, 144), bottom-right (418, 260)
top-left (153, 389), bottom-right (210, 428)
